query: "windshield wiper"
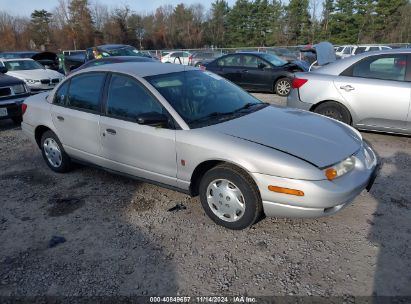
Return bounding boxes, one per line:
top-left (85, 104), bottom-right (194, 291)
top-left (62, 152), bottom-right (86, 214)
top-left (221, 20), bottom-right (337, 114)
top-left (188, 103), bottom-right (267, 125)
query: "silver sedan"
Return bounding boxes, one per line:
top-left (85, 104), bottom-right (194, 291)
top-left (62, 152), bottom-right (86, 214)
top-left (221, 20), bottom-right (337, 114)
top-left (287, 49), bottom-right (411, 135)
top-left (21, 63), bottom-right (378, 229)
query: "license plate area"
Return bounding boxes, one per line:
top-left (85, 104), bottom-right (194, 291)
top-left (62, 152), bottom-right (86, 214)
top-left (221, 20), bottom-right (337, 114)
top-left (0, 108), bottom-right (8, 117)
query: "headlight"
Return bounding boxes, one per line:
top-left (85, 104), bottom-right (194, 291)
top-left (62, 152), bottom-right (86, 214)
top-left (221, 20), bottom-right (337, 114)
top-left (25, 79), bottom-right (38, 84)
top-left (12, 84), bottom-right (25, 94)
top-left (324, 156), bottom-right (356, 181)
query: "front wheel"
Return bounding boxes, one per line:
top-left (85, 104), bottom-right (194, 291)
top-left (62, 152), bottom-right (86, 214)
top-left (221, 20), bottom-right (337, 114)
top-left (41, 130), bottom-right (72, 173)
top-left (199, 164), bottom-right (262, 230)
top-left (314, 101), bottom-right (351, 125)
top-left (275, 77), bottom-right (292, 97)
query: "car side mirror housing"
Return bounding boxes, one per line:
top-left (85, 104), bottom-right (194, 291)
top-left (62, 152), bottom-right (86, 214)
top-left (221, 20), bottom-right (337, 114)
top-left (258, 62), bottom-right (267, 69)
top-left (136, 112), bottom-right (168, 127)
top-left (0, 66), bottom-right (8, 74)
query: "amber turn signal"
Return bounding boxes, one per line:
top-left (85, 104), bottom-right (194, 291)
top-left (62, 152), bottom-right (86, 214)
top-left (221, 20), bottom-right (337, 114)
top-left (325, 168), bottom-right (338, 181)
top-left (268, 185), bottom-right (304, 196)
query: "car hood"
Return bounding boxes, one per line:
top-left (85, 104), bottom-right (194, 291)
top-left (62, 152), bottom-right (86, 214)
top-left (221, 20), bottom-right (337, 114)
top-left (7, 69), bottom-right (63, 80)
top-left (208, 106), bottom-right (362, 168)
top-left (0, 73), bottom-right (25, 86)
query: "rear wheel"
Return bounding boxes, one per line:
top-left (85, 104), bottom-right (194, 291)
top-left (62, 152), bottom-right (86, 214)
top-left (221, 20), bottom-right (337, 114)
top-left (275, 77), bottom-right (292, 96)
top-left (40, 130), bottom-right (72, 173)
top-left (199, 164), bottom-right (262, 230)
top-left (314, 101), bottom-right (351, 125)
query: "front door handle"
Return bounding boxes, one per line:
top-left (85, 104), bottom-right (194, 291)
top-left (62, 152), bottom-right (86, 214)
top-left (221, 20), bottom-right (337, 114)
top-left (242, 69), bottom-right (249, 73)
top-left (106, 128), bottom-right (116, 135)
top-left (340, 85), bottom-right (355, 92)
top-left (56, 116), bottom-right (64, 121)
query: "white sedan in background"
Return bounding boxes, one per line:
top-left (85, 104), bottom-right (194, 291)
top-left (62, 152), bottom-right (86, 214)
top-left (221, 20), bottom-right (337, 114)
top-left (0, 58), bottom-right (64, 91)
top-left (160, 51), bottom-right (192, 65)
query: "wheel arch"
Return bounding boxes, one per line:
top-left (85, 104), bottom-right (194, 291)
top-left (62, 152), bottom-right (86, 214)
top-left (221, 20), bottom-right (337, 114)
top-left (189, 159), bottom-right (258, 197)
top-left (309, 100), bottom-right (355, 125)
top-left (34, 125), bottom-right (52, 148)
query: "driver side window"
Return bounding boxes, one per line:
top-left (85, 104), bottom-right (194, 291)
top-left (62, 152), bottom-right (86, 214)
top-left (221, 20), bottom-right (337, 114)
top-left (106, 74), bottom-right (165, 123)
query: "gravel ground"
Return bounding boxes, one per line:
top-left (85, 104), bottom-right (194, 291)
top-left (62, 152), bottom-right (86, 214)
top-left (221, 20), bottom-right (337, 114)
top-left (0, 94), bottom-right (410, 298)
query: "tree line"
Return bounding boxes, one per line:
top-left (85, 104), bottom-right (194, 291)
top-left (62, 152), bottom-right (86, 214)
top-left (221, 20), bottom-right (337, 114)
top-left (0, 0), bottom-right (410, 52)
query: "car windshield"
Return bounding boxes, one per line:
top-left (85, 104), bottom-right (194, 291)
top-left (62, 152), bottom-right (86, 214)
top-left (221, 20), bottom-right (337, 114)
top-left (4, 60), bottom-right (44, 71)
top-left (145, 70), bottom-right (267, 128)
top-left (259, 53), bottom-right (288, 66)
top-left (100, 46), bottom-right (144, 57)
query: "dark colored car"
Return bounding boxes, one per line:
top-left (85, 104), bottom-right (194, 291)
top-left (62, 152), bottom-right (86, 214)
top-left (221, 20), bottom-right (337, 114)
top-left (85, 44), bottom-right (150, 62)
top-left (0, 66), bottom-right (30, 124)
top-left (0, 51), bottom-right (39, 59)
top-left (189, 51), bottom-right (223, 67)
top-left (69, 56), bottom-right (155, 74)
top-left (62, 51), bottom-right (87, 74)
top-left (203, 52), bottom-right (307, 96)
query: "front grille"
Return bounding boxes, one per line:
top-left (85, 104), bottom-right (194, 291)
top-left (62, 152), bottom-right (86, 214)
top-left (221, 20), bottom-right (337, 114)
top-left (51, 78), bottom-right (60, 84)
top-left (40, 79), bottom-right (50, 84)
top-left (0, 87), bottom-right (12, 97)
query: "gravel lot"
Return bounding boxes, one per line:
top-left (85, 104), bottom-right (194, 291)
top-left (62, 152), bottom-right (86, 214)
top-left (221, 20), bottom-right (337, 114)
top-left (0, 94), bottom-right (410, 298)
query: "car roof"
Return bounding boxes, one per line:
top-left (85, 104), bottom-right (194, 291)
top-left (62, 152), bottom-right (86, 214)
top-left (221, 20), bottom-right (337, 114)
top-left (315, 49), bottom-right (411, 75)
top-left (76, 62), bottom-right (198, 77)
top-left (96, 44), bottom-right (132, 51)
top-left (1, 58), bottom-right (34, 61)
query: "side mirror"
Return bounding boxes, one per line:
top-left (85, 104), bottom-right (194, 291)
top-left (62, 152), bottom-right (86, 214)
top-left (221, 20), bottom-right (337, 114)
top-left (136, 112), bottom-right (168, 127)
top-left (258, 62), bottom-right (267, 69)
top-left (0, 66), bottom-right (8, 74)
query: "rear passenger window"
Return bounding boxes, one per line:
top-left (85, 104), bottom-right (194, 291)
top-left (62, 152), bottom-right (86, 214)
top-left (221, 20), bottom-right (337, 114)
top-left (106, 74), bottom-right (163, 121)
top-left (347, 55), bottom-right (407, 82)
top-left (67, 73), bottom-right (105, 112)
top-left (217, 55), bottom-right (241, 67)
top-left (54, 81), bottom-right (69, 105)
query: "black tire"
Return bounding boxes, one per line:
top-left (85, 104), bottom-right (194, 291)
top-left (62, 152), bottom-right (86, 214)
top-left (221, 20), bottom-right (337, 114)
top-left (199, 164), bottom-right (262, 230)
top-left (274, 77), bottom-right (292, 97)
top-left (12, 116), bottom-right (22, 125)
top-left (40, 130), bottom-right (72, 173)
top-left (314, 101), bottom-right (352, 125)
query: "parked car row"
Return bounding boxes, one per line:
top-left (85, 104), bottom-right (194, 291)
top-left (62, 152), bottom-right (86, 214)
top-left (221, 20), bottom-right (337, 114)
top-left (335, 44), bottom-right (392, 59)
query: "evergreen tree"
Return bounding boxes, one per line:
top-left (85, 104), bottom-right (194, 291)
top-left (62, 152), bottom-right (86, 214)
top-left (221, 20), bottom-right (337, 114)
top-left (374, 0), bottom-right (408, 42)
top-left (328, 0), bottom-right (357, 44)
top-left (285, 0), bottom-right (311, 45)
top-left (30, 10), bottom-right (52, 49)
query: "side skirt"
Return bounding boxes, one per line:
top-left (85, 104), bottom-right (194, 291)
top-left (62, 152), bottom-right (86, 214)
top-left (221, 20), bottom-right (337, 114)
top-left (71, 158), bottom-right (193, 196)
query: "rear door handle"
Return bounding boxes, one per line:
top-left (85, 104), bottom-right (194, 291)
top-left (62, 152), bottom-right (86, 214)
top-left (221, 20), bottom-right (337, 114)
top-left (106, 128), bottom-right (116, 135)
top-left (242, 70), bottom-right (249, 73)
top-left (340, 85), bottom-right (355, 92)
top-left (57, 116), bottom-right (64, 121)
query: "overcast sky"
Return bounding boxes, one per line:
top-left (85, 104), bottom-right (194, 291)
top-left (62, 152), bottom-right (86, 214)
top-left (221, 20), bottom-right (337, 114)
top-left (1, 0), bottom-right (238, 16)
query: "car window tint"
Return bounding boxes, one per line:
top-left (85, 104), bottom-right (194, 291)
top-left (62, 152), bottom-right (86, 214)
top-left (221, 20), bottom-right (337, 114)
top-left (369, 47), bottom-right (379, 51)
top-left (243, 55), bottom-right (259, 68)
top-left (107, 74), bottom-right (163, 121)
top-left (352, 55), bottom-right (407, 81)
top-left (67, 73), bottom-right (105, 112)
top-left (54, 81), bottom-right (69, 106)
top-left (217, 55), bottom-right (241, 67)
top-left (343, 47), bottom-right (352, 54)
top-left (355, 47), bottom-right (366, 54)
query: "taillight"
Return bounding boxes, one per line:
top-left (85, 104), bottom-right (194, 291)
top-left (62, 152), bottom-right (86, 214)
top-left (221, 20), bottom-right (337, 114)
top-left (188, 55), bottom-right (193, 64)
top-left (21, 103), bottom-right (27, 115)
top-left (292, 78), bottom-right (308, 89)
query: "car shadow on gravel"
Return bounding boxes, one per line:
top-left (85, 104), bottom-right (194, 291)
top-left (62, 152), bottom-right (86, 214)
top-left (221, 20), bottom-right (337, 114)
top-left (368, 151), bottom-right (411, 296)
top-left (0, 164), bottom-right (178, 297)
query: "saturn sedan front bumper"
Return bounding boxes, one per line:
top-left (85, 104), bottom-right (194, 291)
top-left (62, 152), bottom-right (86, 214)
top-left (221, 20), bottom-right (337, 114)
top-left (252, 142), bottom-right (378, 218)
